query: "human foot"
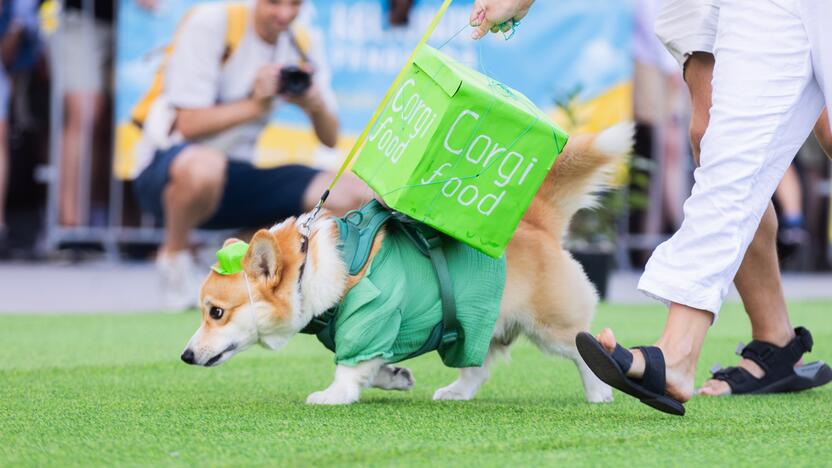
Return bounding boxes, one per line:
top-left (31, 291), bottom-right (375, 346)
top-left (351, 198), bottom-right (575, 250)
top-left (596, 328), bottom-right (696, 403)
top-left (698, 358), bottom-right (768, 396)
top-left (698, 328), bottom-right (826, 396)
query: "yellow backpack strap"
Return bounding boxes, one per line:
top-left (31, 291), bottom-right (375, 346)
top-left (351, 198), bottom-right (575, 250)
top-left (289, 25), bottom-right (312, 64)
top-left (129, 51), bottom-right (167, 126)
top-left (129, 8), bottom-right (197, 126)
top-left (222, 2), bottom-right (248, 63)
top-left (130, 3), bottom-right (247, 126)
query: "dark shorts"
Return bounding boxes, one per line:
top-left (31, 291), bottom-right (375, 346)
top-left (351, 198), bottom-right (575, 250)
top-left (133, 143), bottom-right (320, 230)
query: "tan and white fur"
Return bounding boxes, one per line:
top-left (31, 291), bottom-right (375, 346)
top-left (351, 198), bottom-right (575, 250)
top-left (182, 123), bottom-right (633, 405)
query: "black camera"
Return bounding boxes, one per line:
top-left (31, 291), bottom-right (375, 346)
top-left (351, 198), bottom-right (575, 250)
top-left (278, 66), bottom-right (312, 97)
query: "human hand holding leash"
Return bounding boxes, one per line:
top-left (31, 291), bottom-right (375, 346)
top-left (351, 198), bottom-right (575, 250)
top-left (469, 0), bottom-right (535, 40)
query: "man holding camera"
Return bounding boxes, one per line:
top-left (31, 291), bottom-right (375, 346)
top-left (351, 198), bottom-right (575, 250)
top-left (132, 0), bottom-right (366, 310)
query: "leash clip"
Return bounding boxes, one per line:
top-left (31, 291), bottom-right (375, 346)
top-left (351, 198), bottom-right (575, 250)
top-left (301, 189), bottom-right (331, 238)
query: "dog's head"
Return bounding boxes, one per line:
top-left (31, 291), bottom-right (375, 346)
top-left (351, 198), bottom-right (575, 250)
top-left (181, 225), bottom-right (309, 367)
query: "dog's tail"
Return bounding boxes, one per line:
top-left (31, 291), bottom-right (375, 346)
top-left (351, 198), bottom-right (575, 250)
top-left (527, 122), bottom-right (634, 235)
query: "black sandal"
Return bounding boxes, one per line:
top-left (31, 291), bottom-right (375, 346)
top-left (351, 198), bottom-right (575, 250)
top-left (708, 327), bottom-right (832, 395)
top-left (576, 332), bottom-right (685, 416)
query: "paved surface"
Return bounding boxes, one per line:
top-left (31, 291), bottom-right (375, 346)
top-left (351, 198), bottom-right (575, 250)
top-left (1, 261), bottom-right (830, 314)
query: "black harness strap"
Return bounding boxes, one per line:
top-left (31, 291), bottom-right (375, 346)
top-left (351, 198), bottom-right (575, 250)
top-left (394, 218), bottom-right (462, 348)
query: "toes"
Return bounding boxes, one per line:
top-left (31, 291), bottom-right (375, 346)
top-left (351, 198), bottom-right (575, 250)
top-left (697, 379), bottom-right (731, 397)
top-left (597, 328), bottom-right (617, 353)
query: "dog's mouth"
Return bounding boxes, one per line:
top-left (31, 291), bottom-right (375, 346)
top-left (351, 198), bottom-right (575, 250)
top-left (205, 344), bottom-right (237, 367)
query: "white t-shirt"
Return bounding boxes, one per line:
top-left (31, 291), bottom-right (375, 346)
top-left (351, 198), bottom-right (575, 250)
top-left (135, 2), bottom-right (335, 174)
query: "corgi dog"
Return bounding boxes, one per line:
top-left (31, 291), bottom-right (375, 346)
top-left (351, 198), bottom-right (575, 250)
top-left (182, 123), bottom-right (633, 405)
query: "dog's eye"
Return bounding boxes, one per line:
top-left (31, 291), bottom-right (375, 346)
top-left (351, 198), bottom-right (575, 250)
top-left (209, 306), bottom-right (225, 320)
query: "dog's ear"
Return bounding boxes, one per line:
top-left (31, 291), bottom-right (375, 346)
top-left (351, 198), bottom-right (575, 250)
top-left (223, 237), bottom-right (243, 248)
top-left (243, 230), bottom-right (282, 284)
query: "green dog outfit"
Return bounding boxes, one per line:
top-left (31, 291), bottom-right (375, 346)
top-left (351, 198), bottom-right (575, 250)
top-left (214, 200), bottom-right (506, 368)
top-left (305, 200), bottom-right (506, 368)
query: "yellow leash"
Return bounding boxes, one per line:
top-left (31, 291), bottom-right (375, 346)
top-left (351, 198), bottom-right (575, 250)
top-left (304, 0), bottom-right (455, 223)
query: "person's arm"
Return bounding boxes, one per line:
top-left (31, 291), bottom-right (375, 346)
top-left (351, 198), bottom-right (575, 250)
top-left (175, 65), bottom-right (279, 140)
top-left (469, 0), bottom-right (535, 40)
top-left (814, 108), bottom-right (832, 159)
top-left (282, 58), bottom-right (339, 147)
top-left (285, 84), bottom-right (339, 148)
top-left (305, 97), bottom-right (339, 148)
top-left (175, 99), bottom-right (269, 141)
top-left (290, 32), bottom-right (340, 148)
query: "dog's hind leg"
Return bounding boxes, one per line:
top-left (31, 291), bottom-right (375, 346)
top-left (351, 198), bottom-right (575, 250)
top-left (372, 365), bottom-right (415, 391)
top-left (432, 340), bottom-right (509, 401)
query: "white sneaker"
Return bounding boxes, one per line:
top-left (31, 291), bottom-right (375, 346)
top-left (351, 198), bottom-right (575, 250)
top-left (156, 250), bottom-right (202, 312)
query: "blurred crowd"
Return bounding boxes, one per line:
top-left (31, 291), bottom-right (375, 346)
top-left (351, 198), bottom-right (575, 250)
top-left (0, 0), bottom-right (829, 285)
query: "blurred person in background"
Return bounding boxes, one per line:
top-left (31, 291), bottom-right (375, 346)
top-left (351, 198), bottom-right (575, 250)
top-left (54, 0), bottom-right (156, 227)
top-left (630, 0), bottom-right (687, 260)
top-left (389, 0), bottom-right (415, 25)
top-left (53, 0), bottom-right (114, 227)
top-left (774, 164), bottom-right (807, 258)
top-left (793, 110), bottom-right (832, 271)
top-left (130, 0), bottom-right (366, 310)
top-left (0, 0), bottom-right (40, 257)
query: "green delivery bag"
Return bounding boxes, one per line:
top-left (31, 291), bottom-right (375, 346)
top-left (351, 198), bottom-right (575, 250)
top-left (352, 45), bottom-right (569, 258)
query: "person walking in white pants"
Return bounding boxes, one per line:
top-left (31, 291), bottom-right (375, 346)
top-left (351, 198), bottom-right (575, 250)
top-left (654, 0), bottom-right (832, 398)
top-left (470, 0), bottom-right (832, 414)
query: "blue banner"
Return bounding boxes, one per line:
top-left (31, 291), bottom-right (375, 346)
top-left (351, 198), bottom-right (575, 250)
top-left (114, 0), bottom-right (632, 176)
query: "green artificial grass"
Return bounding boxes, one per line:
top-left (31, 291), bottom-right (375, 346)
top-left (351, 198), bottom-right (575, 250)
top-left (1, 302), bottom-right (830, 467)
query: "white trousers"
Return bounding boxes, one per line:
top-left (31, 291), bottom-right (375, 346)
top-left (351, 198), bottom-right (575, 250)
top-left (639, 0), bottom-right (832, 315)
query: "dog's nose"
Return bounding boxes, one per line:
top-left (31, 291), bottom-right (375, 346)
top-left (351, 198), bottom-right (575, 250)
top-left (181, 349), bottom-right (196, 365)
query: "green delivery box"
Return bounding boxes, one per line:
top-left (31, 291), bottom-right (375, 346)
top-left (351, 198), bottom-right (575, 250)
top-left (352, 45), bottom-right (569, 258)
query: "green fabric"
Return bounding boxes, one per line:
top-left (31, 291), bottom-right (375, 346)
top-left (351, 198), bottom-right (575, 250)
top-left (213, 242), bottom-right (249, 275)
top-left (329, 226), bottom-right (506, 368)
top-left (352, 45), bottom-right (568, 258)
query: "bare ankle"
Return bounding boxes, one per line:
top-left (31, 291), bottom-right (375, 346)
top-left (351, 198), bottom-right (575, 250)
top-left (751, 326), bottom-right (795, 347)
top-left (656, 340), bottom-right (695, 366)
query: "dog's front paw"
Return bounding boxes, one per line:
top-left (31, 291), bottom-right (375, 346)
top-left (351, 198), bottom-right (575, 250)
top-left (306, 388), bottom-right (359, 405)
top-left (432, 383), bottom-right (475, 401)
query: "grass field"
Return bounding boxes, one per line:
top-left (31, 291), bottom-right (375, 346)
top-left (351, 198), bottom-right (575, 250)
top-left (1, 301), bottom-right (830, 467)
